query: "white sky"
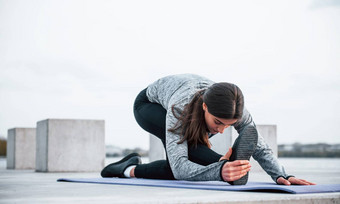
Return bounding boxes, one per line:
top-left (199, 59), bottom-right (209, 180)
top-left (0, 0), bottom-right (339, 149)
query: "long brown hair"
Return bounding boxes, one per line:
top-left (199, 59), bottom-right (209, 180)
top-left (169, 90), bottom-right (208, 148)
top-left (169, 82), bottom-right (244, 148)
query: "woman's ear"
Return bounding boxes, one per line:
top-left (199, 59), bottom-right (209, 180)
top-left (202, 102), bottom-right (207, 111)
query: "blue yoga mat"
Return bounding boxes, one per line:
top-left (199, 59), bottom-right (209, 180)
top-left (57, 177), bottom-right (340, 194)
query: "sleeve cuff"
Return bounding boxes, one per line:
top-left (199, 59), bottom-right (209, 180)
top-left (275, 175), bottom-right (295, 183)
top-left (275, 176), bottom-right (285, 184)
top-left (219, 160), bottom-right (228, 181)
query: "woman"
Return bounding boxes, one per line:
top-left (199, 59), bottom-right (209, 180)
top-left (101, 74), bottom-right (315, 185)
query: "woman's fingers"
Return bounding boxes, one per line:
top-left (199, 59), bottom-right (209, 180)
top-left (277, 177), bottom-right (291, 185)
top-left (290, 178), bottom-right (308, 185)
top-left (229, 160), bottom-right (249, 166)
top-left (301, 179), bottom-right (316, 185)
top-left (226, 163), bottom-right (251, 173)
top-left (277, 177), bottom-right (316, 185)
top-left (288, 177), bottom-right (316, 185)
top-left (228, 170), bottom-right (249, 181)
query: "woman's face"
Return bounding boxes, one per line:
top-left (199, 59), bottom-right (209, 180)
top-left (203, 103), bottom-right (238, 134)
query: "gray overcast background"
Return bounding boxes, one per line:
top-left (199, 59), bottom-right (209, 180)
top-left (0, 0), bottom-right (339, 149)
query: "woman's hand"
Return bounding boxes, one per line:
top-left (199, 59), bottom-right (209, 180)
top-left (221, 160), bottom-right (251, 182)
top-left (276, 177), bottom-right (316, 185)
top-left (220, 147), bottom-right (251, 182)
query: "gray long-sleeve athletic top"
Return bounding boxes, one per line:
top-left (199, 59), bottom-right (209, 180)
top-left (146, 74), bottom-right (288, 182)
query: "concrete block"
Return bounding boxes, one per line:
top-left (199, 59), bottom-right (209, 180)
top-left (6, 128), bottom-right (36, 169)
top-left (210, 127), bottom-right (232, 155)
top-left (232, 125), bottom-right (277, 173)
top-left (252, 125), bottom-right (277, 173)
top-left (149, 134), bottom-right (166, 162)
top-left (257, 125), bottom-right (278, 157)
top-left (36, 119), bottom-right (105, 172)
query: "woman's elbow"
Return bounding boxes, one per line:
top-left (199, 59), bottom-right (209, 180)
top-left (172, 169), bottom-right (190, 180)
top-left (173, 171), bottom-right (186, 180)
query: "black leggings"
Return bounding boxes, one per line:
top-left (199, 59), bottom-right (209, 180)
top-left (133, 88), bottom-right (222, 180)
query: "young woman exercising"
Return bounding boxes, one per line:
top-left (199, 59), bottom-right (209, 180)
top-left (101, 74), bottom-right (315, 185)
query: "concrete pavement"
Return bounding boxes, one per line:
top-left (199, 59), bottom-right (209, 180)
top-left (1, 157), bottom-right (340, 204)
